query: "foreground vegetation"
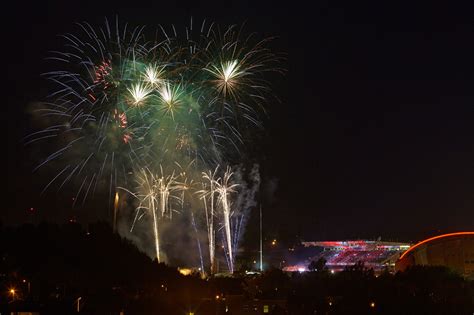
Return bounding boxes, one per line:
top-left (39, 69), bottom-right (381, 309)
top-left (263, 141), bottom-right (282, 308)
top-left (0, 222), bottom-right (472, 314)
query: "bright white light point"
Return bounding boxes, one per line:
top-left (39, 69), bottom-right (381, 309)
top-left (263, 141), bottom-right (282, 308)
top-left (206, 59), bottom-right (245, 97)
top-left (158, 83), bottom-right (182, 118)
top-left (298, 267), bottom-right (306, 273)
top-left (222, 60), bottom-right (239, 82)
top-left (128, 83), bottom-right (152, 105)
top-left (144, 65), bottom-right (164, 86)
top-left (160, 83), bottom-right (173, 104)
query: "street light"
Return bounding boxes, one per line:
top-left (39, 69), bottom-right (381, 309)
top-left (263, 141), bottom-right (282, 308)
top-left (9, 288), bottom-right (15, 301)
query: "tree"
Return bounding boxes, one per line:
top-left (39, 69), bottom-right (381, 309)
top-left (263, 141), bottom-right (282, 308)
top-left (308, 257), bottom-right (327, 272)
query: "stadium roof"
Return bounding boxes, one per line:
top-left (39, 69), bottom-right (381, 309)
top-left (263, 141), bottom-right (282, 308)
top-left (302, 240), bottom-right (410, 249)
top-left (399, 231), bottom-right (474, 260)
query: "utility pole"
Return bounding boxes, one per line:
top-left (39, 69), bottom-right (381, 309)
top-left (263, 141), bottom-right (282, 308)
top-left (259, 205), bottom-right (263, 272)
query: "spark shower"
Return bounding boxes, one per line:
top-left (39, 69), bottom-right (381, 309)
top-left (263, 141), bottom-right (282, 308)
top-left (26, 18), bottom-right (281, 274)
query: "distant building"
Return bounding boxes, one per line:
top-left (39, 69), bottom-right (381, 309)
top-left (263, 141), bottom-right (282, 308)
top-left (395, 232), bottom-right (474, 279)
top-left (284, 240), bottom-right (410, 273)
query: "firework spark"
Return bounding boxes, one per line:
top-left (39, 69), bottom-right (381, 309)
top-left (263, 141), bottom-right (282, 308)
top-left (132, 167), bottom-right (182, 262)
top-left (214, 167), bottom-right (239, 273)
top-left (207, 60), bottom-right (245, 97)
top-left (143, 64), bottom-right (165, 86)
top-left (198, 167), bottom-right (219, 274)
top-left (128, 82), bottom-right (153, 106)
top-left (158, 82), bottom-right (182, 118)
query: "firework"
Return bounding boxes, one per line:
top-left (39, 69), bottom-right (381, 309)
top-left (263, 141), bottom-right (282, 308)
top-left (128, 82), bottom-right (153, 106)
top-left (214, 167), bottom-right (239, 273)
top-left (129, 167), bottom-right (183, 262)
top-left (28, 17), bottom-right (281, 273)
top-left (198, 167), bottom-right (219, 274)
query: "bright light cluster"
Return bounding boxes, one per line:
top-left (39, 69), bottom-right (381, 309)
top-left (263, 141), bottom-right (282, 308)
top-left (128, 82), bottom-right (152, 106)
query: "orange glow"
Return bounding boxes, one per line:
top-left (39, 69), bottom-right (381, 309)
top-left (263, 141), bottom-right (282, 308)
top-left (178, 268), bottom-right (193, 276)
top-left (114, 192), bottom-right (119, 209)
top-left (399, 231), bottom-right (474, 260)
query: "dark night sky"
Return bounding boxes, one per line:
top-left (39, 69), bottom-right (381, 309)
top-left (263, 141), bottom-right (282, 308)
top-left (3, 1), bottom-right (474, 243)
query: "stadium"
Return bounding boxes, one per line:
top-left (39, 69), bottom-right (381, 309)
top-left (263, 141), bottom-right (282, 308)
top-left (395, 232), bottom-right (474, 279)
top-left (283, 240), bottom-right (410, 273)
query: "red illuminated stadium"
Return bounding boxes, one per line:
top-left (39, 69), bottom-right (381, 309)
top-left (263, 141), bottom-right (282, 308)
top-left (283, 240), bottom-right (410, 273)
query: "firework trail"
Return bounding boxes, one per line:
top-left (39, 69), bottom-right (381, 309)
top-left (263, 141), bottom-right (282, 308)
top-left (28, 17), bottom-right (281, 273)
top-left (198, 167), bottom-right (219, 274)
top-left (191, 211), bottom-right (205, 275)
top-left (214, 167), bottom-right (239, 273)
top-left (136, 168), bottom-right (162, 263)
top-left (127, 167), bottom-right (182, 262)
top-left (177, 164), bottom-right (205, 273)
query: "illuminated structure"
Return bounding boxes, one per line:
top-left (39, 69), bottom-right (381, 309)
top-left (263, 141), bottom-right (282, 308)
top-left (396, 232), bottom-right (474, 279)
top-left (284, 240), bottom-right (410, 273)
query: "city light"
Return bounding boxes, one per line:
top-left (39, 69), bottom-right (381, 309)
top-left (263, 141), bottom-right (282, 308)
top-left (9, 288), bottom-right (16, 301)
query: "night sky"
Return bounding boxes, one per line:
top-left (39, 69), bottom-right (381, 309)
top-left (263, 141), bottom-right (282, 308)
top-left (4, 1), bottom-right (474, 243)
